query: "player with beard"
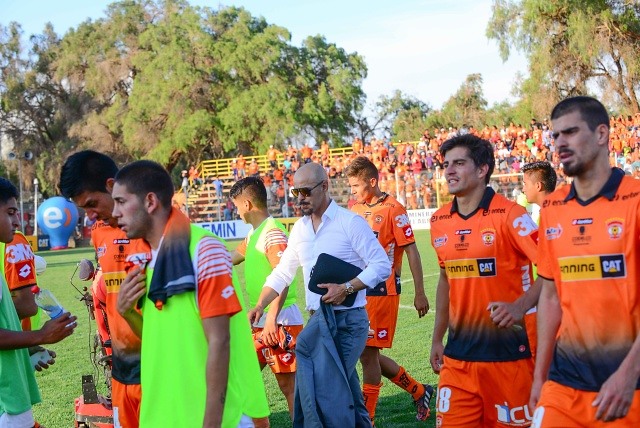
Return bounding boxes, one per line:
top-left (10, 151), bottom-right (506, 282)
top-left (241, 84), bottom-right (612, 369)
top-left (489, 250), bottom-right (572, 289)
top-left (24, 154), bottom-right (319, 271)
top-left (530, 96), bottom-right (640, 426)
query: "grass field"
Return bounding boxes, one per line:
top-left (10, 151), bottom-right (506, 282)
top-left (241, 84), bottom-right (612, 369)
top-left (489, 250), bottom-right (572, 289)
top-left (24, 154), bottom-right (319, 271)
top-left (31, 229), bottom-right (440, 427)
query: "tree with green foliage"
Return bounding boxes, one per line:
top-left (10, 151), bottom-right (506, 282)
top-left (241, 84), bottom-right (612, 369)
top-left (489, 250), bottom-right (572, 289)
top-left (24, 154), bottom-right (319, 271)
top-left (353, 90), bottom-right (431, 142)
top-left (0, 0), bottom-right (367, 191)
top-left (487, 0), bottom-right (640, 116)
top-left (426, 73), bottom-right (488, 129)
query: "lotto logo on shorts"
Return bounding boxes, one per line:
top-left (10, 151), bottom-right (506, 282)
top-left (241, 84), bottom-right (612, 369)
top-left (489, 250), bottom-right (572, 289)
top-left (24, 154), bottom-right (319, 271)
top-left (376, 328), bottom-right (389, 341)
top-left (494, 403), bottom-right (533, 426)
top-left (559, 254), bottom-right (626, 281)
top-left (445, 258), bottom-right (497, 278)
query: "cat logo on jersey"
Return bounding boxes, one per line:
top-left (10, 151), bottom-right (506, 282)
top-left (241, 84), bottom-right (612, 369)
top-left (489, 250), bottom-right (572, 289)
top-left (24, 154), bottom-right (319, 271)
top-left (445, 258), bottom-right (497, 278)
top-left (481, 228), bottom-right (496, 246)
top-left (606, 218), bottom-right (624, 240)
top-left (559, 254), bottom-right (626, 281)
top-left (545, 225), bottom-right (563, 240)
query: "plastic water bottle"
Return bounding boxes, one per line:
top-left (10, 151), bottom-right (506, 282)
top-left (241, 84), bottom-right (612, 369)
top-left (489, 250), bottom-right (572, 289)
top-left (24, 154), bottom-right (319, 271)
top-left (31, 286), bottom-right (65, 319)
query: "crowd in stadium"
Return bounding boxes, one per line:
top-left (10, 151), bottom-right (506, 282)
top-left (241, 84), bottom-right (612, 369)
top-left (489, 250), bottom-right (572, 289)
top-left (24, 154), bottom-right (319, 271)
top-left (188, 114), bottom-right (640, 221)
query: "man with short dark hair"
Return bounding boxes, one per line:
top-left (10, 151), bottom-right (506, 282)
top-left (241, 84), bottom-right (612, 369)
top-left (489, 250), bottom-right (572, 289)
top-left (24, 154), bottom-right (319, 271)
top-left (429, 134), bottom-right (541, 427)
top-left (114, 160), bottom-right (269, 427)
top-left (522, 161), bottom-right (557, 223)
top-left (60, 150), bottom-right (149, 428)
top-left (530, 96), bottom-right (640, 426)
top-left (0, 177), bottom-right (77, 427)
top-left (230, 176), bottom-right (302, 422)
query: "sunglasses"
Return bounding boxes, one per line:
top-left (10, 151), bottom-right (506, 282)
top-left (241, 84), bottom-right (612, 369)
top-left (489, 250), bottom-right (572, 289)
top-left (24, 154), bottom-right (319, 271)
top-left (291, 181), bottom-right (324, 198)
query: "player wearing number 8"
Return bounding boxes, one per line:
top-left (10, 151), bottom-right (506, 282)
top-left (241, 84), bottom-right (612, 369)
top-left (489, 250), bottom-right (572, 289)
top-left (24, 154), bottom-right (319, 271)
top-left (429, 134), bottom-right (541, 427)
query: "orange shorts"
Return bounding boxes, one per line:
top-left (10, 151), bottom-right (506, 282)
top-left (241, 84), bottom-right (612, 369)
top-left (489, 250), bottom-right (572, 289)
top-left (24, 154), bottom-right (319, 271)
top-left (255, 324), bottom-right (303, 374)
top-left (533, 380), bottom-right (640, 427)
top-left (111, 379), bottom-right (141, 428)
top-left (436, 356), bottom-right (534, 428)
top-left (365, 295), bottom-right (399, 349)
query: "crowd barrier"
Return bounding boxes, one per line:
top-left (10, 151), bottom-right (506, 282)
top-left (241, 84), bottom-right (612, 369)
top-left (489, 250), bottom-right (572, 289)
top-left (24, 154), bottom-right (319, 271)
top-left (196, 210), bottom-right (438, 240)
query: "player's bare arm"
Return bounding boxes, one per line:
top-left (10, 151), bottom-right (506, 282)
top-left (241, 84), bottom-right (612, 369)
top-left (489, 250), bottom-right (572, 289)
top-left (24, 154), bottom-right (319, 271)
top-left (430, 269), bottom-right (450, 374)
top-left (202, 315), bottom-right (231, 427)
top-left (0, 313), bottom-right (77, 350)
top-left (488, 276), bottom-right (542, 329)
top-left (248, 286), bottom-right (280, 325)
top-left (116, 265), bottom-right (145, 338)
top-left (404, 242), bottom-right (429, 317)
top-left (529, 277), bottom-right (561, 410)
top-left (261, 287), bottom-right (290, 347)
top-left (592, 332), bottom-right (640, 422)
top-left (230, 250), bottom-right (245, 265)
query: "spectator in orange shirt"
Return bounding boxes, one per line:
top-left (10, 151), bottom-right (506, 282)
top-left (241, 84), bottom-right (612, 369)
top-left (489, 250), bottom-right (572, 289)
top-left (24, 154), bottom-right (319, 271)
top-left (301, 144), bottom-right (313, 164)
top-left (267, 145), bottom-right (280, 169)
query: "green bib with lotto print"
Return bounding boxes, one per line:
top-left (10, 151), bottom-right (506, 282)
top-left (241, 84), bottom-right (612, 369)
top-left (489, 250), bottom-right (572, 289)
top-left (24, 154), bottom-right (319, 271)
top-left (245, 217), bottom-right (296, 309)
top-left (139, 225), bottom-right (268, 428)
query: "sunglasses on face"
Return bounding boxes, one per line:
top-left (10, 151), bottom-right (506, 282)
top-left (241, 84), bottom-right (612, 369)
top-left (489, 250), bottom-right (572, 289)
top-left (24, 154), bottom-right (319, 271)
top-left (291, 181), bottom-right (324, 198)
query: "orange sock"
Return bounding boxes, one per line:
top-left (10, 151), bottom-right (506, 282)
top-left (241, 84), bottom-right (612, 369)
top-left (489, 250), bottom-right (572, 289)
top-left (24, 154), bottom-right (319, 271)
top-left (363, 382), bottom-right (383, 423)
top-left (390, 366), bottom-right (425, 401)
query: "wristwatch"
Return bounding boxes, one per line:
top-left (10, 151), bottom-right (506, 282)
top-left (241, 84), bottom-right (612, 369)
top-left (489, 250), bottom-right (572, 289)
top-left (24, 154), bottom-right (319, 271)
top-left (344, 281), bottom-right (355, 295)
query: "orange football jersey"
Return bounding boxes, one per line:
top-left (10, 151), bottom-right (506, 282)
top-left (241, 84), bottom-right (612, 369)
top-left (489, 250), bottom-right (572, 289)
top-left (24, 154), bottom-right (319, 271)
top-left (92, 221), bottom-right (150, 384)
top-left (538, 168), bottom-right (640, 391)
top-left (4, 232), bottom-right (37, 292)
top-left (352, 193), bottom-right (414, 295)
top-left (430, 188), bottom-right (538, 362)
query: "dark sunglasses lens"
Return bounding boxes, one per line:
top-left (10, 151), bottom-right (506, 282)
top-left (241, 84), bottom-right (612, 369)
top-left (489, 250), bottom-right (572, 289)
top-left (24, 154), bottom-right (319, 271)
top-left (292, 188), bottom-right (310, 197)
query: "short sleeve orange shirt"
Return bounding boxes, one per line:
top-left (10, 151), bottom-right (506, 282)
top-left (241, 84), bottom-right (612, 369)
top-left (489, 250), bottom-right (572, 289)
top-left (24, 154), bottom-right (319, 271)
top-left (538, 168), bottom-right (640, 391)
top-left (430, 188), bottom-right (538, 362)
top-left (4, 232), bottom-right (37, 291)
top-left (352, 194), bottom-right (414, 295)
top-left (92, 221), bottom-right (150, 384)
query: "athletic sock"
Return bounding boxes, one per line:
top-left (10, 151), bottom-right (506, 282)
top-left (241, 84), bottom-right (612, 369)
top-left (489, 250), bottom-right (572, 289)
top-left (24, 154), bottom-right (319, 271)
top-left (390, 366), bottom-right (425, 401)
top-left (363, 382), bottom-right (383, 423)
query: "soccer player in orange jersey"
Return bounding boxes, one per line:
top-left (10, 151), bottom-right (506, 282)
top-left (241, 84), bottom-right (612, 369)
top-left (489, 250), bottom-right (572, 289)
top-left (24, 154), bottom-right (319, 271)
top-left (520, 161), bottom-right (558, 360)
top-left (346, 156), bottom-right (434, 423)
top-left (4, 231), bottom-right (38, 327)
top-left (530, 96), bottom-right (640, 427)
top-left (60, 151), bottom-right (150, 428)
top-left (430, 134), bottom-right (541, 427)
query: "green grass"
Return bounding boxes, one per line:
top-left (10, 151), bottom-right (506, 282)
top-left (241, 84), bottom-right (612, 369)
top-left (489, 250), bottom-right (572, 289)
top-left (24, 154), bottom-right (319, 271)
top-left (32, 230), bottom-right (440, 427)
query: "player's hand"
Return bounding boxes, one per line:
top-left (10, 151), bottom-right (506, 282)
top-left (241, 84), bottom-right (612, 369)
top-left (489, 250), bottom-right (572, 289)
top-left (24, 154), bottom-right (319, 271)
top-left (39, 313), bottom-right (77, 344)
top-left (318, 283), bottom-right (346, 305)
top-left (29, 346), bottom-right (56, 371)
top-left (117, 266), bottom-right (146, 318)
top-left (529, 377), bottom-right (544, 411)
top-left (430, 341), bottom-right (444, 374)
top-left (414, 293), bottom-right (429, 318)
top-left (592, 366), bottom-right (636, 422)
top-left (261, 316), bottom-right (279, 348)
top-left (247, 305), bottom-right (264, 326)
top-left (487, 301), bottom-right (524, 330)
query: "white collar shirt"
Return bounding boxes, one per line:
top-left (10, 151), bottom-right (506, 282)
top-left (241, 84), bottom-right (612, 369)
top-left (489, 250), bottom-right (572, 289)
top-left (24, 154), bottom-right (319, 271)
top-left (264, 200), bottom-right (391, 311)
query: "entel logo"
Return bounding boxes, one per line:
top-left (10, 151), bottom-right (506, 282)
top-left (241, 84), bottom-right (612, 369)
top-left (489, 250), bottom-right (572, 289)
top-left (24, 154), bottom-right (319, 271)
top-left (495, 403), bottom-right (532, 425)
top-left (43, 206), bottom-right (73, 229)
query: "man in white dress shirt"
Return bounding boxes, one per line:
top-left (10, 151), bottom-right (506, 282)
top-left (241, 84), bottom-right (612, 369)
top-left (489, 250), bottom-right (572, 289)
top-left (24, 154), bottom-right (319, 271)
top-left (249, 162), bottom-right (391, 426)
